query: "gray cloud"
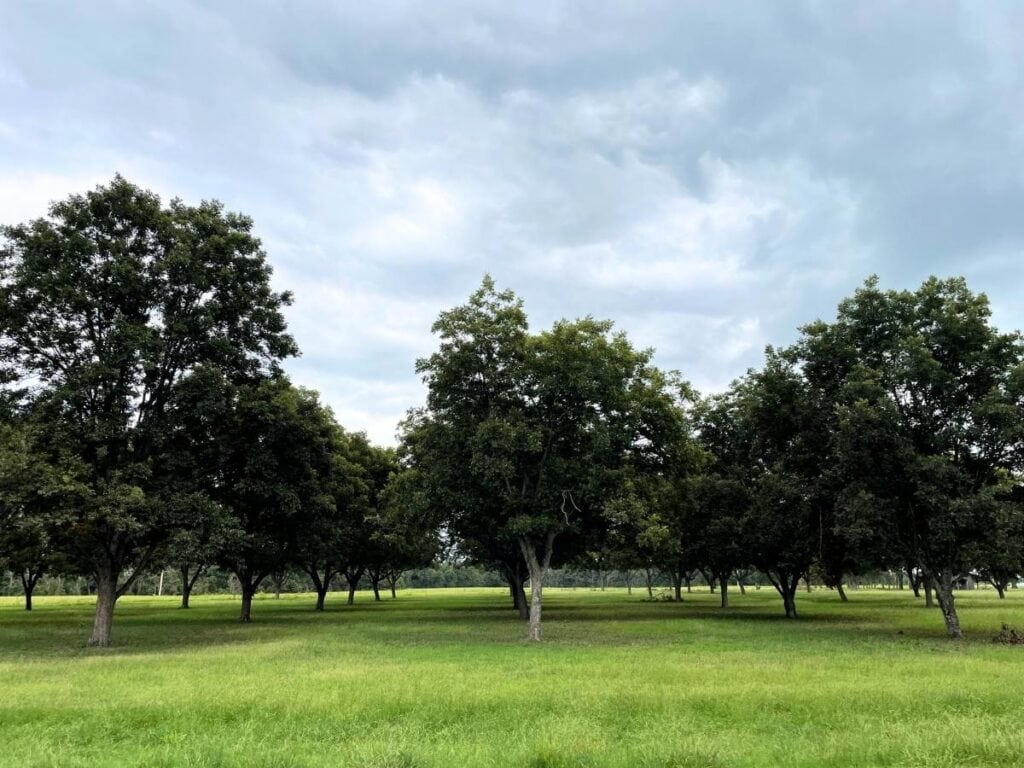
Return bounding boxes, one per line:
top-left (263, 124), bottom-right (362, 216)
top-left (2, 2), bottom-right (1023, 443)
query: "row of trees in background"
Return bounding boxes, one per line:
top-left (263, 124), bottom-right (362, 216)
top-left (0, 178), bottom-right (437, 645)
top-left (2, 177), bottom-right (1022, 645)
top-left (402, 276), bottom-right (1024, 640)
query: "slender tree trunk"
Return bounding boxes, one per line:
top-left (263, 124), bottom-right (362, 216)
top-left (239, 576), bottom-right (255, 623)
top-left (371, 574), bottom-right (381, 601)
top-left (507, 569), bottom-right (529, 620)
top-left (645, 567), bottom-right (653, 599)
top-left (908, 564), bottom-right (922, 597)
top-left (923, 574), bottom-right (935, 608)
top-left (737, 575), bottom-right (746, 596)
top-left (933, 571), bottom-right (963, 639)
top-left (390, 579), bottom-right (397, 599)
top-left (837, 582), bottom-right (848, 602)
top-left (180, 566), bottom-right (192, 609)
top-left (89, 570), bottom-right (118, 646)
top-left (719, 574), bottom-right (729, 608)
top-left (272, 572), bottom-right (284, 599)
top-left (520, 532), bottom-right (555, 642)
top-left (671, 569), bottom-right (682, 602)
top-left (805, 576), bottom-right (812, 593)
top-left (685, 573), bottom-right (692, 593)
top-left (994, 580), bottom-right (1007, 599)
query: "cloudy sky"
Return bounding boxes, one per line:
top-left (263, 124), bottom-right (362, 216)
top-left (2, 2), bottom-right (1023, 443)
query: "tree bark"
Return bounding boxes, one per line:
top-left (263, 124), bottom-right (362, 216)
top-left (737, 575), bottom-right (746, 596)
top-left (19, 568), bottom-right (41, 611)
top-left (766, 570), bottom-right (800, 619)
top-left (370, 572), bottom-right (381, 601)
top-left (520, 532), bottom-right (555, 642)
top-left (923, 574), bottom-right (935, 608)
top-left (719, 574), bottom-right (729, 608)
top-left (307, 566), bottom-right (333, 611)
top-left (671, 570), bottom-right (682, 602)
top-left (239, 576), bottom-right (256, 623)
top-left (837, 582), bottom-right (848, 602)
top-left (996, 582), bottom-right (1006, 599)
top-left (644, 567), bottom-right (654, 599)
top-left (345, 568), bottom-right (364, 605)
top-left (933, 571), bottom-right (963, 639)
top-left (89, 570), bottom-right (118, 646)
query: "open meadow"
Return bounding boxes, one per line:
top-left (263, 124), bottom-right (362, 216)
top-left (1, 588), bottom-right (1022, 768)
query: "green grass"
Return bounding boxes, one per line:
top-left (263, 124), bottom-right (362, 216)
top-left (1, 587), bottom-right (1023, 768)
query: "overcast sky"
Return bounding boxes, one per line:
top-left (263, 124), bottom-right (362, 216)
top-left (2, 2), bottom-right (1023, 444)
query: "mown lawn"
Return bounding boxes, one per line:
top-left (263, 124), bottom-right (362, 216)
top-left (1, 586), bottom-right (1022, 768)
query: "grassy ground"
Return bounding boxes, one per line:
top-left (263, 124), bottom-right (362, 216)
top-left (1, 587), bottom-right (1023, 768)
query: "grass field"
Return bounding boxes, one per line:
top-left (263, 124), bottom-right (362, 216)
top-left (1, 587), bottom-right (1023, 768)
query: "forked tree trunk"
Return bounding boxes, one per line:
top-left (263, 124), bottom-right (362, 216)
top-left (766, 570), bottom-right (801, 619)
top-left (520, 532), bottom-right (556, 642)
top-left (345, 568), bottom-right (364, 605)
top-left (933, 571), bottom-right (962, 639)
top-left (993, 581), bottom-right (1007, 599)
top-left (307, 566), bottom-right (333, 611)
top-left (20, 568), bottom-right (42, 611)
top-left (506, 569), bottom-right (529, 620)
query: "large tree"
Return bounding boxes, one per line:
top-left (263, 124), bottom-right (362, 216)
top-left (798, 276), bottom-right (1024, 638)
top-left (407, 277), bottom-right (687, 641)
top-left (0, 176), bottom-right (296, 644)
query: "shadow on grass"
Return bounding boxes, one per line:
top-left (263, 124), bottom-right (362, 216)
top-left (0, 589), bottom-right (1015, 659)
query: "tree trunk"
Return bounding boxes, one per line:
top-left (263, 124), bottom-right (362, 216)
top-left (520, 532), bottom-right (555, 642)
top-left (345, 568), bottom-right (363, 605)
top-left (507, 569), bottom-right (529, 620)
top-left (923, 574), bottom-right (935, 608)
top-left (996, 582), bottom-right (1006, 599)
top-left (933, 571), bottom-right (963, 639)
top-left (625, 570), bottom-right (632, 595)
top-left (239, 577), bottom-right (255, 623)
top-left (89, 571), bottom-right (118, 647)
top-left (783, 590), bottom-right (797, 619)
top-left (645, 567), bottom-right (653, 599)
top-left (737, 575), bottom-right (746, 596)
top-left (837, 582), bottom-right (848, 602)
top-left (719, 574), bottom-right (729, 608)
top-left (685, 573), bottom-right (692, 593)
top-left (180, 566), bottom-right (191, 609)
top-left (20, 569), bottom-right (41, 611)
top-left (908, 564), bottom-right (922, 597)
top-left (671, 570), bottom-right (682, 602)
top-left (767, 570), bottom-right (799, 619)
top-left (390, 581), bottom-right (397, 599)
top-left (371, 575), bottom-right (381, 602)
